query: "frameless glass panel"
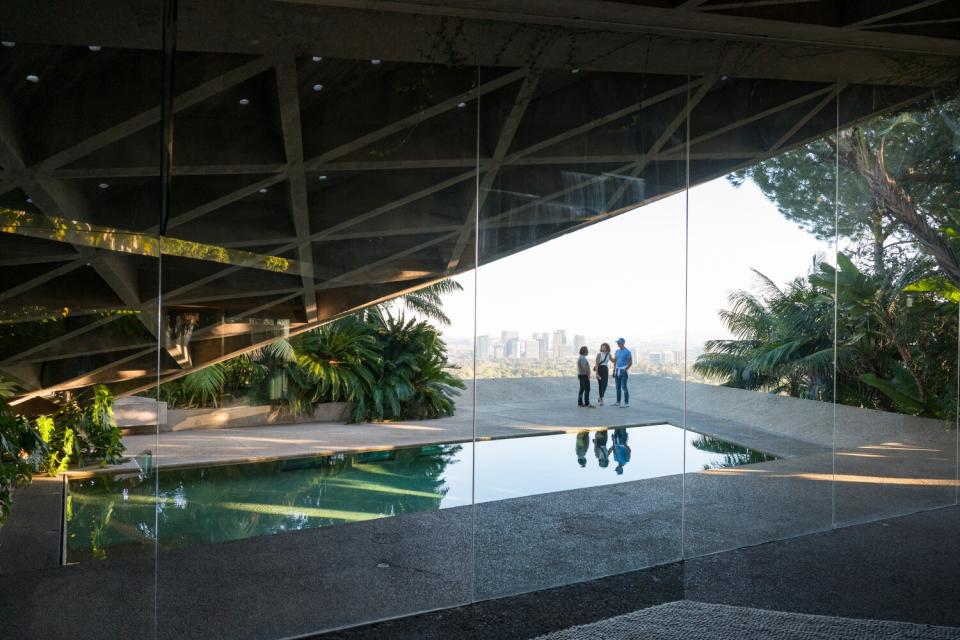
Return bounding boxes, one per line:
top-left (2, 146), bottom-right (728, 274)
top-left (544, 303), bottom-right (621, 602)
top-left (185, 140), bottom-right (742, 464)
top-left (155, 3), bottom-right (478, 636)
top-left (474, 32), bottom-right (689, 599)
top-left (0, 10), bottom-right (162, 638)
top-left (683, 79), bottom-right (838, 558)
top-left (833, 86), bottom-right (960, 527)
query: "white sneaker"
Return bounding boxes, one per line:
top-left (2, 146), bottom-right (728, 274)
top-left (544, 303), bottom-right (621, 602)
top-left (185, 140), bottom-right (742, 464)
top-left (613, 402), bottom-right (620, 407)
top-left (623, 403), bottom-right (629, 408)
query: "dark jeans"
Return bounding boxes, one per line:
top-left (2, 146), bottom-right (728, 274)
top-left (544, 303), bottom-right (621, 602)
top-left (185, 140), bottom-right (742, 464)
top-left (597, 365), bottom-right (609, 399)
top-left (615, 369), bottom-right (629, 404)
top-left (578, 374), bottom-right (591, 405)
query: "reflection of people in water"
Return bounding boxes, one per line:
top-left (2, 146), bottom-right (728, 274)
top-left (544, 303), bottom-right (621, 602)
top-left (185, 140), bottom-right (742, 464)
top-left (593, 429), bottom-right (610, 468)
top-left (575, 430), bottom-right (590, 467)
top-left (610, 427), bottom-right (631, 475)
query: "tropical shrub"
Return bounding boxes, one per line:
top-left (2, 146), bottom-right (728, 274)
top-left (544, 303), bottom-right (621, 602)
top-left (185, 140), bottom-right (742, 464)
top-left (38, 385), bottom-right (126, 473)
top-left (371, 312), bottom-right (465, 420)
top-left (0, 386), bottom-right (47, 525)
top-left (695, 254), bottom-right (958, 418)
top-left (295, 315), bottom-right (380, 421)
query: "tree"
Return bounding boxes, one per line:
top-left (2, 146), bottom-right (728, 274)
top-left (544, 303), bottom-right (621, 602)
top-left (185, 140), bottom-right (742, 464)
top-left (732, 90), bottom-right (960, 280)
top-left (695, 255), bottom-right (958, 418)
top-left (693, 264), bottom-right (834, 400)
top-left (389, 279), bottom-right (464, 326)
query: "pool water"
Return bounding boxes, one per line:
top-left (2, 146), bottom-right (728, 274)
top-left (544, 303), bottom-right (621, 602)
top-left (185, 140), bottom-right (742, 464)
top-left (65, 424), bottom-right (777, 563)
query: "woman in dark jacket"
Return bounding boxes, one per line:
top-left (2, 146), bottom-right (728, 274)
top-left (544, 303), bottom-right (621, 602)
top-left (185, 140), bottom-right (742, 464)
top-left (594, 342), bottom-right (611, 406)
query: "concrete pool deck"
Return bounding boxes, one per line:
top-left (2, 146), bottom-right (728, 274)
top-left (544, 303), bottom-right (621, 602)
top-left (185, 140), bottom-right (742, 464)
top-left (107, 376), bottom-right (840, 473)
top-left (1, 375), bottom-right (956, 638)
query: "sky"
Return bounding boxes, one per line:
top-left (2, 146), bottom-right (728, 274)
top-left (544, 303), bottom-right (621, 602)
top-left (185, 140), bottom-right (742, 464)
top-left (438, 175), bottom-right (832, 347)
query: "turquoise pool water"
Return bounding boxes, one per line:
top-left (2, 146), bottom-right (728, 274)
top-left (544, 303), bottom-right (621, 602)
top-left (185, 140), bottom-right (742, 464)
top-left (65, 424), bottom-right (777, 563)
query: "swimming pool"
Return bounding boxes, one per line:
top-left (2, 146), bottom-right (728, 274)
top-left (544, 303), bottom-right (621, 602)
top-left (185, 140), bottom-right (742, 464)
top-left (65, 424), bottom-right (777, 563)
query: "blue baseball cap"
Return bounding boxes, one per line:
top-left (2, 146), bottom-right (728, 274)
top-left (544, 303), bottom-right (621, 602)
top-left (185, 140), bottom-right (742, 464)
top-left (616, 337), bottom-right (625, 344)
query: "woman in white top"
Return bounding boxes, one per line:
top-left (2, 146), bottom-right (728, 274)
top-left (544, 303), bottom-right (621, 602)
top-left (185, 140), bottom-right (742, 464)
top-left (594, 342), bottom-right (611, 406)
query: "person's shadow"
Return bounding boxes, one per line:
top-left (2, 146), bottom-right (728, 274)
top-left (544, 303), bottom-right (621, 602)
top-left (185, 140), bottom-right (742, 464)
top-left (609, 427), bottom-right (631, 475)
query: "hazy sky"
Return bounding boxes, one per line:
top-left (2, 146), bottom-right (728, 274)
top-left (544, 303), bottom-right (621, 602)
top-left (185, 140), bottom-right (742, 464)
top-left (439, 176), bottom-right (832, 346)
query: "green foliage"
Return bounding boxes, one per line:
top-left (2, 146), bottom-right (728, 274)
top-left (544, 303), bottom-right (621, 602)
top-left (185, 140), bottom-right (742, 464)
top-left (696, 254), bottom-right (958, 418)
top-left (732, 91), bottom-right (960, 276)
top-left (37, 385), bottom-right (126, 474)
top-left (295, 315), bottom-right (380, 421)
top-left (392, 279), bottom-right (465, 326)
top-left (153, 282), bottom-right (465, 423)
top-left (694, 265), bottom-right (834, 399)
top-left (371, 312), bottom-right (465, 420)
top-left (0, 388), bottom-right (48, 525)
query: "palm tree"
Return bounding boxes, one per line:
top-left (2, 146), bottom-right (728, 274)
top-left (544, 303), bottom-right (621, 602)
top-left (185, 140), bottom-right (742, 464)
top-left (694, 265), bottom-right (834, 400)
top-left (390, 279), bottom-right (464, 326)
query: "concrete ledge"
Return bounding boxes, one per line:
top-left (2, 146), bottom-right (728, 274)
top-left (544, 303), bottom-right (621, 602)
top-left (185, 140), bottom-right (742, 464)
top-left (165, 402), bottom-right (351, 432)
top-left (114, 396), bottom-right (167, 428)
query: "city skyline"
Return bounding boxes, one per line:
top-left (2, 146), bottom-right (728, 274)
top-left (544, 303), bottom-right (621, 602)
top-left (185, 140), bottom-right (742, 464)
top-left (436, 176), bottom-right (831, 344)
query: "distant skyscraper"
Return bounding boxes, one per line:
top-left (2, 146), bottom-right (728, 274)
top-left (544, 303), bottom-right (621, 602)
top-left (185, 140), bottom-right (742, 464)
top-left (504, 338), bottom-right (520, 358)
top-left (493, 344), bottom-right (505, 360)
top-left (648, 351), bottom-right (664, 366)
top-left (535, 332), bottom-right (550, 359)
top-left (574, 334), bottom-right (586, 349)
top-left (558, 343), bottom-right (575, 358)
top-left (523, 339), bottom-right (540, 359)
top-left (552, 330), bottom-right (566, 357)
top-left (476, 335), bottom-right (490, 361)
top-left (501, 330), bottom-right (519, 342)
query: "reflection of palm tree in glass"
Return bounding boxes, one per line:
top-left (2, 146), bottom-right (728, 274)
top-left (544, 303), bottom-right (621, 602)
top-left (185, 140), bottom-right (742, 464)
top-left (67, 444), bottom-right (463, 561)
top-left (593, 429), bottom-right (609, 469)
top-left (610, 428), bottom-right (631, 475)
top-left (575, 431), bottom-right (589, 467)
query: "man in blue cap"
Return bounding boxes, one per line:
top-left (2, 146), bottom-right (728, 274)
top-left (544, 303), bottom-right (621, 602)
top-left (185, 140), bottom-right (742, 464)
top-left (612, 338), bottom-right (632, 407)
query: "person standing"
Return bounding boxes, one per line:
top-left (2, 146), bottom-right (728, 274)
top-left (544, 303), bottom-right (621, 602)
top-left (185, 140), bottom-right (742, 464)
top-left (612, 338), bottom-right (632, 408)
top-left (594, 342), bottom-right (611, 406)
top-left (577, 346), bottom-right (594, 408)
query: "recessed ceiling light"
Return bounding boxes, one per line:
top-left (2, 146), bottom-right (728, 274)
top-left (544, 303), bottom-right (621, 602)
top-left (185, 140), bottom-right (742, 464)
top-left (571, 68), bottom-right (580, 74)
top-left (1, 42), bottom-right (15, 48)
top-left (721, 75), bottom-right (729, 81)
top-left (311, 55), bottom-right (322, 62)
top-left (312, 84), bottom-right (324, 92)
top-left (317, 175), bottom-right (328, 181)
top-left (88, 45), bottom-right (102, 52)
top-left (25, 74), bottom-right (39, 83)
top-left (26, 198), bottom-right (32, 204)
top-left (371, 59), bottom-right (381, 65)
top-left (239, 97), bottom-right (250, 106)
top-left (258, 188), bottom-right (268, 194)
top-left (98, 183), bottom-right (109, 189)
top-left (457, 102), bottom-right (466, 108)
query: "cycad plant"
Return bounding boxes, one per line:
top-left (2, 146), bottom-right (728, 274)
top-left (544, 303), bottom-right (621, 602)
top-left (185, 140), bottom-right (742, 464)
top-left (295, 315), bottom-right (380, 422)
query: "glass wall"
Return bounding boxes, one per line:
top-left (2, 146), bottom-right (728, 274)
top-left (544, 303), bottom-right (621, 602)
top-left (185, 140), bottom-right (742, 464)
top-left (154, 6), bottom-right (481, 634)
top-left (684, 81), bottom-right (838, 557)
top-left (833, 86), bottom-right (959, 527)
top-left (473, 58), bottom-right (689, 598)
top-left (1, 3), bottom-right (959, 639)
top-left (0, 16), bottom-right (163, 636)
